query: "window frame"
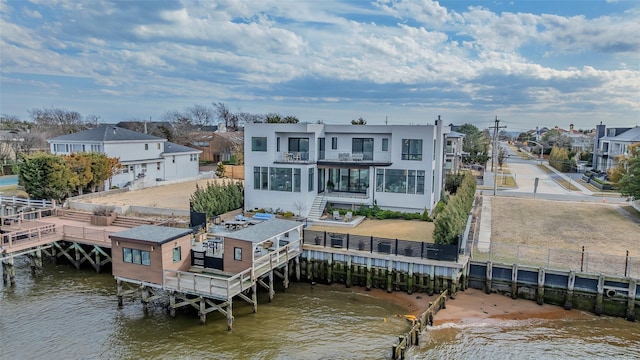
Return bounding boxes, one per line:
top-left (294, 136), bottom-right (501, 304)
top-left (252, 137), bottom-right (268, 152)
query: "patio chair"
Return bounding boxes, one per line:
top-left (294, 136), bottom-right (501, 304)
top-left (345, 212), bottom-right (353, 221)
top-left (333, 211), bottom-right (341, 220)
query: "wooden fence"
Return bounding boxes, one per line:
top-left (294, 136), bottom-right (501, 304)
top-left (392, 289), bottom-right (448, 360)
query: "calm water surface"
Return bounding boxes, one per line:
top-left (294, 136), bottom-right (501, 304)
top-left (1, 258), bottom-right (639, 359)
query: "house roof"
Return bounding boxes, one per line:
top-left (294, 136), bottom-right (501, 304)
top-left (163, 141), bottom-right (202, 154)
top-left (447, 131), bottom-right (465, 138)
top-left (48, 124), bottom-right (165, 142)
top-left (110, 225), bottom-right (193, 244)
top-left (226, 219), bottom-right (302, 243)
top-left (601, 127), bottom-right (640, 142)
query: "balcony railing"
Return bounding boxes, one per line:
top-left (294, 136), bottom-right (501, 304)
top-left (320, 150), bottom-right (391, 164)
top-left (276, 151), bottom-right (314, 163)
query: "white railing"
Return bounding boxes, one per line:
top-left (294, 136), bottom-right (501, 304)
top-left (0, 196), bottom-right (54, 208)
top-left (163, 238), bottom-right (303, 299)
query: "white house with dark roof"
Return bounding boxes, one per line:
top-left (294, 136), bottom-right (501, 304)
top-left (48, 124), bottom-right (202, 189)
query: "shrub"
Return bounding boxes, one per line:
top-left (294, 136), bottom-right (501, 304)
top-left (433, 171), bottom-right (475, 244)
top-left (282, 211), bottom-right (295, 218)
top-left (93, 205), bottom-right (115, 216)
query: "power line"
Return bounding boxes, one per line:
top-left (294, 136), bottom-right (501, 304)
top-left (489, 116), bottom-right (507, 196)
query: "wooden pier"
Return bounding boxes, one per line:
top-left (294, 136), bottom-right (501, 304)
top-left (116, 234), bottom-right (303, 330)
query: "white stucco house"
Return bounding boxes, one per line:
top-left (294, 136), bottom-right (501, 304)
top-left (243, 120), bottom-right (449, 219)
top-left (48, 125), bottom-right (202, 189)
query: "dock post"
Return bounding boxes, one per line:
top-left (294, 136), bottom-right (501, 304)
top-left (327, 253), bottom-right (333, 284)
top-left (226, 299), bottom-right (233, 330)
top-left (485, 262), bottom-right (493, 294)
top-left (268, 270), bottom-right (275, 302)
top-left (199, 298), bottom-right (206, 324)
top-left (595, 275), bottom-right (604, 315)
top-left (283, 261), bottom-right (289, 290)
top-left (74, 244), bottom-right (81, 270)
top-left (169, 292), bottom-right (176, 317)
top-left (251, 283), bottom-right (258, 313)
top-left (511, 264), bottom-right (518, 299)
top-left (295, 256), bottom-right (301, 281)
top-left (366, 257), bottom-right (372, 291)
top-left (117, 278), bottom-right (124, 307)
top-left (141, 286), bottom-right (149, 313)
top-left (306, 259), bottom-right (313, 281)
top-left (536, 268), bottom-right (545, 305)
top-left (387, 261), bottom-right (393, 293)
top-left (3, 255), bottom-right (16, 286)
top-left (450, 275), bottom-right (458, 299)
top-left (407, 263), bottom-right (414, 295)
top-left (564, 271), bottom-right (575, 310)
top-left (346, 255), bottom-right (352, 288)
top-left (626, 279), bottom-right (636, 322)
top-left (95, 249), bottom-right (101, 274)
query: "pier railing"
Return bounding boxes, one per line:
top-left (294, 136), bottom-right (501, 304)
top-left (1, 223), bottom-right (58, 250)
top-left (392, 289), bottom-right (448, 360)
top-left (304, 230), bottom-right (459, 262)
top-left (472, 241), bottom-right (640, 279)
top-left (164, 238), bottom-right (303, 300)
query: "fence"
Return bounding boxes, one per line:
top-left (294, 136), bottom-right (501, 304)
top-left (472, 241), bottom-right (640, 279)
top-left (303, 230), bottom-right (459, 262)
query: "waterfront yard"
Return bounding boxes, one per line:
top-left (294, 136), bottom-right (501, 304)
top-left (308, 219), bottom-right (434, 242)
top-left (491, 197), bottom-right (640, 256)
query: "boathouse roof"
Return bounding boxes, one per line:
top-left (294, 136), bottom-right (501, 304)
top-left (111, 225), bottom-right (193, 244)
top-left (227, 219), bottom-right (302, 243)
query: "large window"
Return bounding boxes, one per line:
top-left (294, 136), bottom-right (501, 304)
top-left (328, 168), bottom-right (369, 193)
top-left (308, 168), bottom-right (314, 192)
top-left (352, 138), bottom-right (374, 160)
top-left (402, 139), bottom-right (423, 160)
top-left (288, 138), bottom-right (309, 153)
top-left (294, 168), bottom-right (301, 192)
top-left (123, 247), bottom-right (150, 266)
top-left (54, 144), bottom-right (68, 152)
top-left (70, 144), bottom-right (84, 152)
top-left (270, 167), bottom-right (293, 191)
top-left (252, 137), bottom-right (267, 151)
top-left (254, 167), bottom-right (269, 190)
top-left (90, 144), bottom-right (102, 152)
top-left (376, 169), bottom-right (425, 194)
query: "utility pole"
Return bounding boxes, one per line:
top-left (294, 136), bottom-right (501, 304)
top-left (489, 116), bottom-right (506, 196)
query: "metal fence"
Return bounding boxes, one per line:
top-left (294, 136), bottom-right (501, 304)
top-left (472, 241), bottom-right (640, 279)
top-left (303, 230), bottom-right (459, 261)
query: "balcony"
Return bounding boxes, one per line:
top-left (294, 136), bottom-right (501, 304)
top-left (275, 151), bottom-right (315, 164)
top-left (318, 150), bottom-right (392, 167)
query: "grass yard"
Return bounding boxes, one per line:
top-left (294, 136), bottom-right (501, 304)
top-left (491, 197), bottom-right (640, 256)
top-left (308, 219), bottom-right (434, 242)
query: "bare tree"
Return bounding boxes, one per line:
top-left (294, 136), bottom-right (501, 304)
top-left (213, 102), bottom-right (239, 131)
top-left (29, 107), bottom-right (89, 138)
top-left (187, 104), bottom-right (215, 127)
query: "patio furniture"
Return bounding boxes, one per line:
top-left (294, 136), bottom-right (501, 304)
top-left (333, 211), bottom-right (341, 220)
top-left (345, 212), bottom-right (353, 221)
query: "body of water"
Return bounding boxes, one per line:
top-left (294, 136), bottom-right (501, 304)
top-left (1, 258), bottom-right (638, 359)
top-left (0, 175), bottom-right (18, 187)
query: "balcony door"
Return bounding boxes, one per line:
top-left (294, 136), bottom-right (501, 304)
top-left (352, 138), bottom-right (374, 160)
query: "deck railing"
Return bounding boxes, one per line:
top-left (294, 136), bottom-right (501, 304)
top-left (1, 223), bottom-right (58, 249)
top-left (0, 196), bottom-right (54, 208)
top-left (164, 238), bottom-right (304, 300)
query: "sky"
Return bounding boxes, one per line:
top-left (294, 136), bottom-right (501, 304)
top-left (1, 0), bottom-right (639, 133)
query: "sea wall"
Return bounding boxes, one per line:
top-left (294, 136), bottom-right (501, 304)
top-left (468, 261), bottom-right (639, 322)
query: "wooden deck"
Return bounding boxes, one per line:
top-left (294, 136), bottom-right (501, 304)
top-left (163, 239), bottom-right (302, 301)
top-left (0, 210), bottom-right (146, 260)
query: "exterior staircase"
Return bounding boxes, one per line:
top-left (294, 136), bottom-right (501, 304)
top-left (57, 209), bottom-right (92, 222)
top-left (111, 216), bottom-right (156, 228)
top-left (307, 194), bottom-right (327, 220)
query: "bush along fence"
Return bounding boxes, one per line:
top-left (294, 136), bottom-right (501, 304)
top-left (433, 172), bottom-right (476, 245)
top-left (392, 290), bottom-right (448, 360)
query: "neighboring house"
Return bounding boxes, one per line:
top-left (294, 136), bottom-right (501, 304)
top-left (243, 120), bottom-right (449, 218)
top-left (48, 124), bottom-right (202, 189)
top-left (445, 131), bottom-right (465, 173)
top-left (110, 225), bottom-right (193, 286)
top-left (192, 131), bottom-right (244, 164)
top-left (593, 126), bottom-right (640, 171)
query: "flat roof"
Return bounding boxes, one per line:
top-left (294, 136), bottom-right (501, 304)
top-left (111, 225), bottom-right (193, 244)
top-left (226, 219), bottom-right (302, 243)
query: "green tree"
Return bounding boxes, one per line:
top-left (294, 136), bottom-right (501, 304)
top-left (457, 124), bottom-right (490, 165)
top-left (548, 146), bottom-right (573, 172)
top-left (215, 162), bottom-right (226, 178)
top-left (434, 171), bottom-right (476, 244)
top-left (63, 153), bottom-right (93, 195)
top-left (190, 180), bottom-right (244, 218)
top-left (18, 152), bottom-right (73, 201)
top-left (611, 143), bottom-right (640, 200)
top-left (351, 117), bottom-right (367, 125)
top-left (86, 153), bottom-right (120, 192)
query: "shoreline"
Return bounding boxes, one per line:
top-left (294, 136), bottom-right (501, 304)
top-left (330, 285), bottom-right (593, 324)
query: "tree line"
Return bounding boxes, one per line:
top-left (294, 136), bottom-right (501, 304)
top-left (18, 152), bottom-right (120, 201)
top-left (433, 172), bottom-right (476, 245)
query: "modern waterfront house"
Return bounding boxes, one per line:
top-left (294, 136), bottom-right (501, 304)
top-left (243, 120), bottom-right (449, 219)
top-left (48, 125), bottom-right (202, 189)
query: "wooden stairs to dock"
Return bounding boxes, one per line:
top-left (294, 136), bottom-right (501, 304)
top-left (56, 209), bottom-right (157, 228)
